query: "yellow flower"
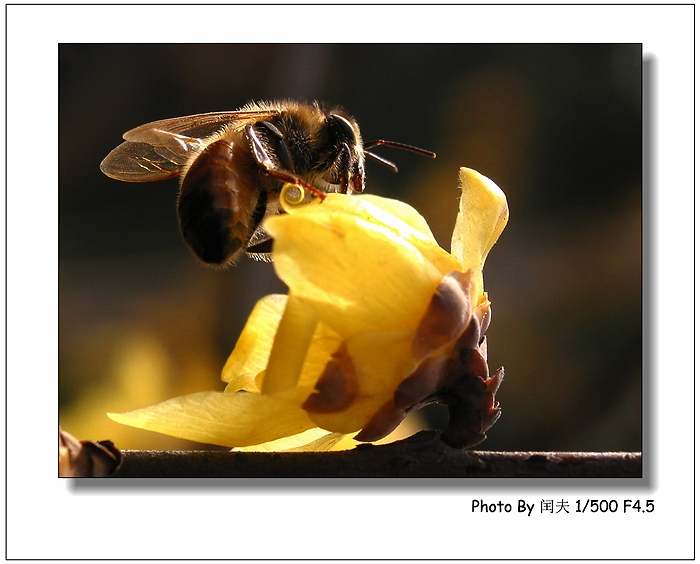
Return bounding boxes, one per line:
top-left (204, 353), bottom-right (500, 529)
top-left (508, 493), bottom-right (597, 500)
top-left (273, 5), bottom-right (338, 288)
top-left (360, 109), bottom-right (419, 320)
top-left (109, 168), bottom-right (509, 449)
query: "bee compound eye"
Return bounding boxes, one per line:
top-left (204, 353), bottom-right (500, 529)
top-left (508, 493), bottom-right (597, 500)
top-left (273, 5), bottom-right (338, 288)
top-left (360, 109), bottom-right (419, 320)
top-left (329, 114), bottom-right (357, 144)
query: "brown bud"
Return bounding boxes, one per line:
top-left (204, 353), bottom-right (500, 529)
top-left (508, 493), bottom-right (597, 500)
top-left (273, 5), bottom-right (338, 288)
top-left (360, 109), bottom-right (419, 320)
top-left (59, 428), bottom-right (122, 478)
top-left (439, 366), bottom-right (505, 449)
top-left (484, 366), bottom-right (505, 396)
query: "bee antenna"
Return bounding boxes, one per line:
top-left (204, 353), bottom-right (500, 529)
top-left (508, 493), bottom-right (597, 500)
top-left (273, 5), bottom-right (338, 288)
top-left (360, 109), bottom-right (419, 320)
top-left (365, 151), bottom-right (398, 172)
top-left (363, 139), bottom-right (436, 159)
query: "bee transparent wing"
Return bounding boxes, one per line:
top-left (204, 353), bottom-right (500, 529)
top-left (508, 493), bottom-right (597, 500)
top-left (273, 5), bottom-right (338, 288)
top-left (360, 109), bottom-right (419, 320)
top-left (101, 109), bottom-right (281, 183)
top-left (244, 201), bottom-right (285, 261)
top-left (123, 110), bottom-right (280, 142)
top-left (100, 134), bottom-right (205, 182)
top-left (245, 226), bottom-right (274, 260)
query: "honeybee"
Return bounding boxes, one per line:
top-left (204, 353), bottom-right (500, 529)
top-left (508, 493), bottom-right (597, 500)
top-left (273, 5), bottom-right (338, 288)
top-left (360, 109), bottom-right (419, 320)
top-left (100, 100), bottom-right (435, 267)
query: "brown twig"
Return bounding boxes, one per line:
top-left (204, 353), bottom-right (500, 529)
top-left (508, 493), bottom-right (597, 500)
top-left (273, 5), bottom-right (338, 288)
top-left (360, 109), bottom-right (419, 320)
top-left (107, 431), bottom-right (641, 478)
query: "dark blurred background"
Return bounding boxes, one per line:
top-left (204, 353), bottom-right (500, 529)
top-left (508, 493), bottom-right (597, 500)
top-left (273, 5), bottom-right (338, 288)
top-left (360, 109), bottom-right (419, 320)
top-left (59, 44), bottom-right (641, 451)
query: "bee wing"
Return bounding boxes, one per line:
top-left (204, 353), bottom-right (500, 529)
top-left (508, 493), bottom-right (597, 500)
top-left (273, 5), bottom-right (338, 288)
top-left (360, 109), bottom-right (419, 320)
top-left (122, 110), bottom-right (278, 142)
top-left (245, 201), bottom-right (285, 260)
top-left (101, 109), bottom-right (281, 183)
top-left (99, 134), bottom-right (204, 182)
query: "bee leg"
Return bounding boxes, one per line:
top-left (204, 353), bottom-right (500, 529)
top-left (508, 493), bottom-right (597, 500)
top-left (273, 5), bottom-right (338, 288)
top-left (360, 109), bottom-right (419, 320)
top-left (336, 144), bottom-right (352, 194)
top-left (245, 124), bottom-right (327, 201)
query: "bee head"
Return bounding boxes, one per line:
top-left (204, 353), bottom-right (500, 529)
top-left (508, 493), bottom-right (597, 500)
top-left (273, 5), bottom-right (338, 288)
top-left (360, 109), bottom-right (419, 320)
top-left (328, 113), bottom-right (366, 193)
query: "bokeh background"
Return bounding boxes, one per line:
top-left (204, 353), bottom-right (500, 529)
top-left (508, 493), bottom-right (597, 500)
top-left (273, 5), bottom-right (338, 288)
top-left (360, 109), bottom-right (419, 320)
top-left (59, 44), bottom-right (641, 452)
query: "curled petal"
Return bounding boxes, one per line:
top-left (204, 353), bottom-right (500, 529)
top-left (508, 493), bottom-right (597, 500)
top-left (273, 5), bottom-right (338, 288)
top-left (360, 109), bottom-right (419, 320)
top-left (451, 168), bottom-right (509, 303)
top-left (221, 294), bottom-right (287, 392)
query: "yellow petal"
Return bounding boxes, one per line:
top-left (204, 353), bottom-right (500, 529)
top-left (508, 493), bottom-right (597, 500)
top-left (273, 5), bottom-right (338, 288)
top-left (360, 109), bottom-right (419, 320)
top-left (296, 320), bottom-right (345, 388)
top-left (451, 168), bottom-right (509, 300)
top-left (307, 394), bottom-right (391, 434)
top-left (262, 293), bottom-right (319, 395)
top-left (232, 429), bottom-right (349, 452)
top-left (221, 294), bottom-right (287, 391)
top-left (356, 194), bottom-right (437, 240)
top-left (302, 332), bottom-right (424, 436)
top-left (227, 318), bottom-right (342, 395)
top-left (345, 330), bottom-right (416, 396)
top-left (108, 390), bottom-right (316, 448)
top-left (357, 194), bottom-right (462, 275)
top-left (265, 194), bottom-right (443, 337)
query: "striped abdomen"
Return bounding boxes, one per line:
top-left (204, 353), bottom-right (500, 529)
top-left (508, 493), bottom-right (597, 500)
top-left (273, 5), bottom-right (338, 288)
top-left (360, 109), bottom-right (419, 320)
top-left (177, 139), bottom-right (267, 266)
